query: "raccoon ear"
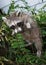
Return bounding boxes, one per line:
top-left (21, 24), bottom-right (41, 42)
top-left (16, 11), bottom-right (21, 16)
top-left (2, 17), bottom-right (7, 22)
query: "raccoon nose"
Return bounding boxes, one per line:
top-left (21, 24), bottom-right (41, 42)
top-left (10, 25), bottom-right (15, 29)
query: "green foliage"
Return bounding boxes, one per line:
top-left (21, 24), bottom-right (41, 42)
top-left (0, 0), bottom-right (46, 65)
top-left (8, 0), bottom-right (15, 14)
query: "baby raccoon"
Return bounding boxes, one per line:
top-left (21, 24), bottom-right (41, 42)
top-left (2, 11), bottom-right (42, 57)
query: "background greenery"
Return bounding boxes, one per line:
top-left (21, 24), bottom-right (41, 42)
top-left (0, 0), bottom-right (46, 65)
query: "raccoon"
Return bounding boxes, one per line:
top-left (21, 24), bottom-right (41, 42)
top-left (2, 11), bottom-right (42, 57)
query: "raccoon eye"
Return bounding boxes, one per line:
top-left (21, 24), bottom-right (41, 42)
top-left (18, 12), bottom-right (20, 17)
top-left (10, 25), bottom-right (15, 29)
top-left (17, 22), bottom-right (24, 27)
top-left (17, 22), bottom-right (21, 26)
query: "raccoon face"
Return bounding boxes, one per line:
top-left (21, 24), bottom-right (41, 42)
top-left (2, 17), bottom-right (21, 27)
top-left (2, 11), bottom-right (31, 35)
top-left (2, 17), bottom-right (22, 35)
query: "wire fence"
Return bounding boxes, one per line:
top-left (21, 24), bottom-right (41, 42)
top-left (0, 0), bottom-right (46, 9)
